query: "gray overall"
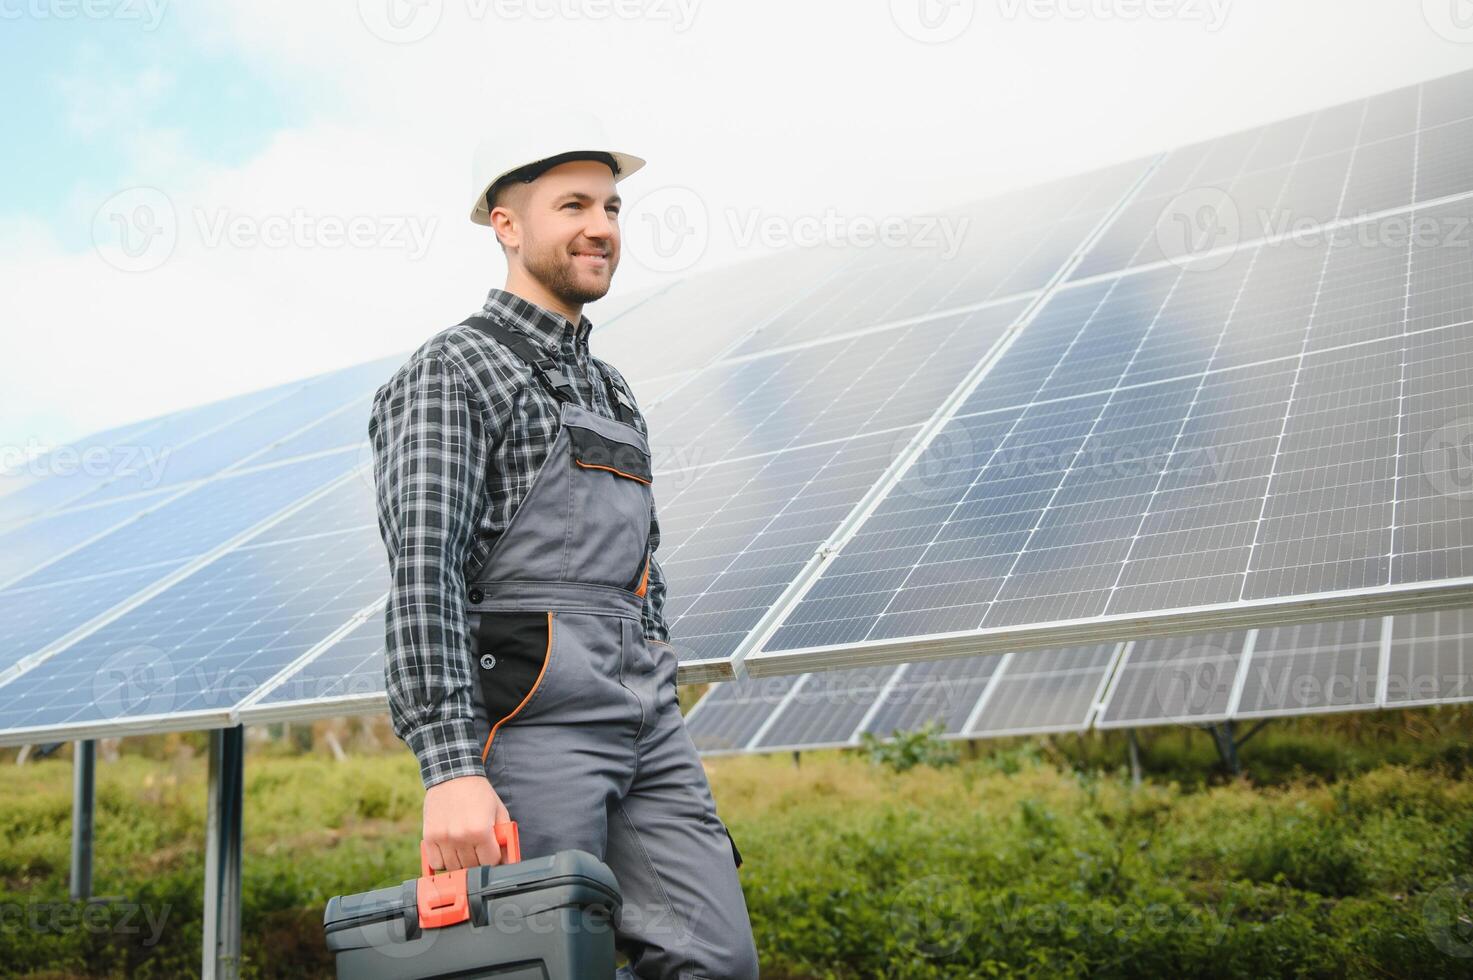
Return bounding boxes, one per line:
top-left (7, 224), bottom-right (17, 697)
top-left (460, 316), bottom-right (759, 980)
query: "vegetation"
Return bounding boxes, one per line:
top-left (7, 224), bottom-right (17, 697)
top-left (2, 711), bottom-right (1473, 978)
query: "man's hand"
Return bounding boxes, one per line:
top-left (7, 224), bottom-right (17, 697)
top-left (423, 774), bottom-right (513, 871)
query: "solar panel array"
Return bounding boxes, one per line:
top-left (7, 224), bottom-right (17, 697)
top-left (3, 68), bottom-right (1472, 746)
top-left (744, 70), bottom-right (1473, 677)
top-left (687, 609), bottom-right (1471, 754)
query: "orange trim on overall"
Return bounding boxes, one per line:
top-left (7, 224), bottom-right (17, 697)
top-left (574, 459), bottom-right (653, 485)
top-left (481, 612), bottom-right (553, 763)
top-left (634, 553), bottom-right (650, 598)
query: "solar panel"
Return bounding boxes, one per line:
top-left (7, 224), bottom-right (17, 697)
top-left (746, 186), bottom-right (1473, 676)
top-left (1235, 617), bottom-right (1381, 717)
top-left (61, 356), bottom-right (400, 507)
top-left (0, 489), bottom-right (176, 587)
top-left (1383, 606), bottom-right (1473, 706)
top-left (236, 610), bottom-right (388, 722)
top-left (966, 644), bottom-right (1121, 736)
top-left (1072, 70), bottom-right (1473, 281)
top-left (0, 382), bottom-right (297, 530)
top-left (0, 452), bottom-right (357, 682)
top-left (594, 245), bottom-right (853, 383)
top-left (722, 159), bottom-right (1150, 357)
top-left (0, 471), bottom-right (387, 744)
top-left (685, 607), bottom-right (1473, 755)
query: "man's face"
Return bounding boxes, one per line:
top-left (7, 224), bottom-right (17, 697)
top-left (495, 159), bottom-right (621, 305)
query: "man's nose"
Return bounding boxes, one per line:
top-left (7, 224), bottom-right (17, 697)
top-left (583, 208), bottom-right (616, 240)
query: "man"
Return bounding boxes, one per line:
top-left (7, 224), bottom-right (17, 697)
top-left (368, 118), bottom-right (759, 979)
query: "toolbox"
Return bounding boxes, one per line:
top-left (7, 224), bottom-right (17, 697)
top-left (323, 822), bottom-right (624, 979)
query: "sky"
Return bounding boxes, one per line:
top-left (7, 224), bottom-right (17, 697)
top-left (3, 0), bottom-right (1472, 468)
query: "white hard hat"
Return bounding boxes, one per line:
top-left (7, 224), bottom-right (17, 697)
top-left (469, 113), bottom-right (645, 227)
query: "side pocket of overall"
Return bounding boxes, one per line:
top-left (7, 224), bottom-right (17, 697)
top-left (722, 822), bottom-right (743, 868)
top-left (473, 610), bottom-right (554, 762)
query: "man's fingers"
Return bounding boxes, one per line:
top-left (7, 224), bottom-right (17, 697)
top-left (475, 837), bottom-right (502, 867)
top-left (423, 839), bottom-right (448, 873)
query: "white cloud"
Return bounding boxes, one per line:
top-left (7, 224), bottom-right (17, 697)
top-left (4, 0), bottom-right (1470, 453)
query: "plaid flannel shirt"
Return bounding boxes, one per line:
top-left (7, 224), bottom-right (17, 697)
top-left (369, 287), bottom-right (670, 790)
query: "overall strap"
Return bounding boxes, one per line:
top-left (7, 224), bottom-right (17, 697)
top-left (461, 314), bottom-right (639, 425)
top-left (460, 315), bottom-right (580, 406)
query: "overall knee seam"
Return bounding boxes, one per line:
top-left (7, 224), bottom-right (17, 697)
top-left (613, 798), bottom-right (694, 976)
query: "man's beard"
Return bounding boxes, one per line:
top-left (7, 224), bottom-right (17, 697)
top-left (524, 240), bottom-right (612, 305)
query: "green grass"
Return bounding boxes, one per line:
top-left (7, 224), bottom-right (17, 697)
top-left (3, 715), bottom-right (1473, 978)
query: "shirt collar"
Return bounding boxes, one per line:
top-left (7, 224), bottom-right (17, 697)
top-left (481, 287), bottom-right (593, 357)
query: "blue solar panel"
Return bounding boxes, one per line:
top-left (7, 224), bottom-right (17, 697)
top-left (0, 383), bottom-right (296, 528)
top-left (0, 510), bottom-right (389, 740)
top-left (0, 563), bottom-right (189, 679)
top-left (67, 359), bottom-right (396, 506)
top-left (754, 190), bottom-right (1473, 668)
top-left (11, 451), bottom-right (357, 591)
top-left (1072, 71), bottom-right (1473, 281)
top-left (644, 298), bottom-right (1031, 460)
top-left (0, 490), bottom-right (175, 588)
top-left (244, 611), bottom-right (387, 709)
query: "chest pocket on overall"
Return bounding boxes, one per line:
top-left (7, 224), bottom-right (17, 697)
top-left (566, 422), bottom-right (653, 595)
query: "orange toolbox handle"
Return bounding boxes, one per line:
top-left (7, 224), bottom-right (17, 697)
top-left (415, 821), bottom-right (521, 930)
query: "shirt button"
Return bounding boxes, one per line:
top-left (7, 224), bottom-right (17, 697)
top-left (479, 653), bottom-right (497, 670)
top-left (468, 588), bottom-right (484, 603)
